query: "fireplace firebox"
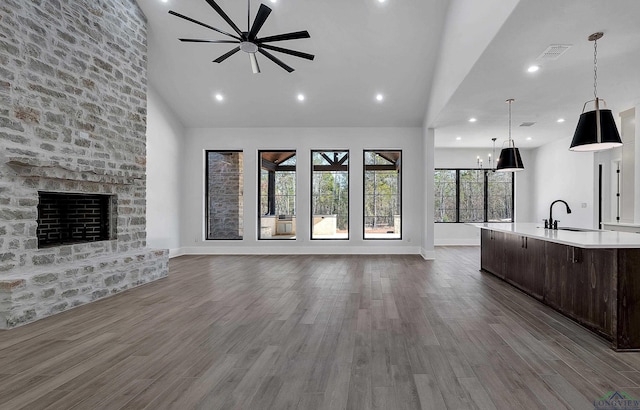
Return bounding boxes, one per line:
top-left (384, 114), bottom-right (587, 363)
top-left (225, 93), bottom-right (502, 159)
top-left (37, 192), bottom-right (116, 248)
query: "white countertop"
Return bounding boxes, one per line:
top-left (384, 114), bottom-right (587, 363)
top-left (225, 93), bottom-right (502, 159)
top-left (601, 221), bottom-right (640, 228)
top-left (469, 222), bottom-right (640, 249)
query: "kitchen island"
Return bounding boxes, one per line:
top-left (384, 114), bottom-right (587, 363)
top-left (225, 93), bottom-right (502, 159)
top-left (472, 223), bottom-right (640, 351)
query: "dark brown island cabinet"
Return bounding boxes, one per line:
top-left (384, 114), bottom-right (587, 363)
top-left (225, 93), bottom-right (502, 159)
top-left (479, 226), bottom-right (640, 351)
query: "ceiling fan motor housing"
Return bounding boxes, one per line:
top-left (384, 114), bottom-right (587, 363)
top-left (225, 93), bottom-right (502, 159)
top-left (240, 41), bottom-right (258, 53)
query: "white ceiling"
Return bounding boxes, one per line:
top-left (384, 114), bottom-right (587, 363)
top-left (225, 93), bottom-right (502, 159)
top-left (137, 0), bottom-right (640, 148)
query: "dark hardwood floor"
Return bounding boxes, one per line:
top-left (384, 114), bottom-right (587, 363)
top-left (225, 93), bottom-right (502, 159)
top-left (1, 247), bottom-right (639, 409)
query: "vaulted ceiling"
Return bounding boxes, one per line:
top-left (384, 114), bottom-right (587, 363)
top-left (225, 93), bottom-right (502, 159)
top-left (137, 0), bottom-right (640, 148)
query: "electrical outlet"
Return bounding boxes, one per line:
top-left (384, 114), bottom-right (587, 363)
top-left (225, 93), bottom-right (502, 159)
top-left (581, 203), bottom-right (587, 208)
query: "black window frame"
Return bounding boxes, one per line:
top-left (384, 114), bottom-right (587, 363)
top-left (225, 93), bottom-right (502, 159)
top-left (434, 168), bottom-right (514, 223)
top-left (310, 149), bottom-right (350, 240)
top-left (205, 150), bottom-right (244, 240)
top-left (258, 150), bottom-right (297, 241)
top-left (363, 150), bottom-right (402, 241)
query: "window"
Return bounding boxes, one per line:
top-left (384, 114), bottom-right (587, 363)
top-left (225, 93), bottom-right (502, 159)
top-left (205, 151), bottom-right (243, 239)
top-left (434, 170), bottom-right (457, 222)
top-left (258, 151), bottom-right (296, 240)
top-left (434, 169), bottom-right (514, 223)
top-left (364, 150), bottom-right (401, 239)
top-left (459, 169), bottom-right (484, 222)
top-left (487, 171), bottom-right (513, 222)
top-left (311, 150), bottom-right (349, 239)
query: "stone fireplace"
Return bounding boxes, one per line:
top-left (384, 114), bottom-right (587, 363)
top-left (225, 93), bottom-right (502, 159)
top-left (0, 0), bottom-right (169, 329)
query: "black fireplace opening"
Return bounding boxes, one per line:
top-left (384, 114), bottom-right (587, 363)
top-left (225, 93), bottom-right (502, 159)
top-left (37, 191), bottom-right (116, 248)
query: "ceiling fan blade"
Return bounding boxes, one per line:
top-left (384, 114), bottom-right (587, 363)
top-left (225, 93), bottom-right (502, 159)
top-left (259, 44), bottom-right (314, 60)
top-left (257, 31), bottom-right (310, 43)
top-left (213, 47), bottom-right (241, 63)
top-left (204, 0), bottom-right (244, 38)
top-left (248, 4), bottom-right (272, 40)
top-left (179, 38), bottom-right (239, 44)
top-left (258, 48), bottom-right (294, 73)
top-left (168, 11), bottom-right (241, 40)
top-left (249, 53), bottom-right (261, 74)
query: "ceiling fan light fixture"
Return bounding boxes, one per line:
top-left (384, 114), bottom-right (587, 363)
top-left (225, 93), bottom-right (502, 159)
top-left (569, 32), bottom-right (622, 152)
top-left (240, 41), bottom-right (258, 53)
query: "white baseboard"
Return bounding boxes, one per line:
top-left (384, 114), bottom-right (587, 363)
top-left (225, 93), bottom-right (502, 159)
top-left (168, 248), bottom-right (186, 258)
top-left (420, 249), bottom-right (436, 260)
top-left (435, 239), bottom-right (480, 246)
top-left (179, 245), bottom-right (423, 256)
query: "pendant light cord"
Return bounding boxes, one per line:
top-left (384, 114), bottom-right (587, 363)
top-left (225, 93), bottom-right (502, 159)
top-left (508, 99), bottom-right (512, 146)
top-left (248, 0), bottom-right (250, 32)
top-left (593, 37), bottom-right (598, 99)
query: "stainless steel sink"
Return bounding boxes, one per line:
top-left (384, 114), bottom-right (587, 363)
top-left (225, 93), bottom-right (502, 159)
top-left (557, 227), bottom-right (601, 232)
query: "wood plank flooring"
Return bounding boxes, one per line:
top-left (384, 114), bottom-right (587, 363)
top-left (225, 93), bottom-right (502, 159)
top-left (1, 247), bottom-right (640, 409)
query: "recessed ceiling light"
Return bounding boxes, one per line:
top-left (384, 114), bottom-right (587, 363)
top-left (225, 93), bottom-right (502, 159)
top-left (378, 0), bottom-right (386, 3)
top-left (557, 118), bottom-right (565, 123)
top-left (469, 118), bottom-right (477, 123)
top-left (526, 137), bottom-right (532, 141)
top-left (527, 65), bottom-right (540, 73)
top-left (270, 0), bottom-right (277, 3)
top-left (297, 94), bottom-right (305, 102)
top-left (375, 93), bottom-right (384, 102)
top-left (215, 93), bottom-right (224, 102)
top-left (456, 136), bottom-right (462, 141)
top-left (161, 0), bottom-right (168, 3)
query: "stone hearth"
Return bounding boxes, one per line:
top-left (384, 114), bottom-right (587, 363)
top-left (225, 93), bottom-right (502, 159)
top-left (0, 0), bottom-right (169, 328)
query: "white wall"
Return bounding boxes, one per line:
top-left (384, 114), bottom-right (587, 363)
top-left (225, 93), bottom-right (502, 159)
top-left (146, 86), bottom-right (184, 256)
top-left (181, 127), bottom-right (425, 255)
top-left (432, 147), bottom-right (533, 245)
top-left (530, 137), bottom-right (596, 229)
top-left (422, 128), bottom-right (435, 259)
top-left (620, 108), bottom-right (636, 223)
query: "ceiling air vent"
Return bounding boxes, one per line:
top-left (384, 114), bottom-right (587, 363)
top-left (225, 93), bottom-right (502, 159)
top-left (537, 44), bottom-right (572, 61)
top-left (520, 122), bottom-right (536, 127)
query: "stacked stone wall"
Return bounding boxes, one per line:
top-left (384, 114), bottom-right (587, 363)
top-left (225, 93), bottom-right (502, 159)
top-left (0, 0), bottom-right (169, 328)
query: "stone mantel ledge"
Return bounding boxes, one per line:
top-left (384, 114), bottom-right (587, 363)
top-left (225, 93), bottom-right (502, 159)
top-left (6, 156), bottom-right (143, 185)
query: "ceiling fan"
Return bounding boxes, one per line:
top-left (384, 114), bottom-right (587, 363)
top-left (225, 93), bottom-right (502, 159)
top-left (169, 0), bottom-right (314, 74)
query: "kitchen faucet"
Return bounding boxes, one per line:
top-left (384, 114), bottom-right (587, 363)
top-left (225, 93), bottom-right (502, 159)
top-left (545, 200), bottom-right (572, 230)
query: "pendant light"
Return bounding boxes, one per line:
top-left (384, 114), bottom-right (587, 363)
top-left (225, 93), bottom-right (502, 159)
top-left (569, 32), bottom-right (622, 151)
top-left (496, 99), bottom-right (525, 172)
